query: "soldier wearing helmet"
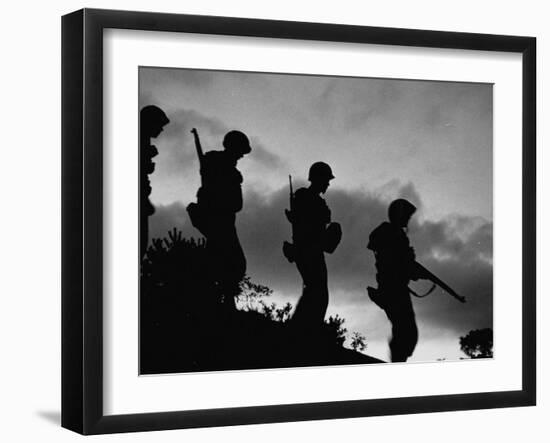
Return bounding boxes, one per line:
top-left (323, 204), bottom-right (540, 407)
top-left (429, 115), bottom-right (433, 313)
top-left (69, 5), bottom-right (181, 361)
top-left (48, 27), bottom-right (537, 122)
top-left (289, 161), bottom-right (341, 327)
top-left (367, 198), bottom-right (420, 362)
top-left (195, 130), bottom-right (252, 310)
top-left (140, 105), bottom-right (170, 260)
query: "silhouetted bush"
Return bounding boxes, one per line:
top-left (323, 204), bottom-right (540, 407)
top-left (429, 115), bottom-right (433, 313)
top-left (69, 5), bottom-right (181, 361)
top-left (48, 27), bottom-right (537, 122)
top-left (324, 315), bottom-right (347, 347)
top-left (351, 332), bottom-right (367, 352)
top-left (459, 328), bottom-right (493, 359)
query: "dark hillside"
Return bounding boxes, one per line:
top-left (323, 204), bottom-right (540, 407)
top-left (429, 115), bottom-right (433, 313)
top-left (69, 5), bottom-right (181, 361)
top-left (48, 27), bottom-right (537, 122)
top-left (140, 229), bottom-right (383, 375)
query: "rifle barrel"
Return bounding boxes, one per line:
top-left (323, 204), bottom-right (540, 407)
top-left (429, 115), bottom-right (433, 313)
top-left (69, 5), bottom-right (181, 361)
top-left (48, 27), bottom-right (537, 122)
top-left (416, 262), bottom-right (466, 303)
top-left (190, 128), bottom-right (204, 165)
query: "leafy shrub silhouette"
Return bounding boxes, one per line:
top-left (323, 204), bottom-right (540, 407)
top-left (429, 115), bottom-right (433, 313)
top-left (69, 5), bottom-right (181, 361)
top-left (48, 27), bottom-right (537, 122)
top-left (459, 328), bottom-right (493, 359)
top-left (324, 315), bottom-right (348, 347)
top-left (351, 332), bottom-right (367, 352)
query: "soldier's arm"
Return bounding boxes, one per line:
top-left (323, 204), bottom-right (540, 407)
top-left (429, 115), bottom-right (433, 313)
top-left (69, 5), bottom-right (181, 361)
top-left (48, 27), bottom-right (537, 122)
top-left (291, 189), bottom-right (307, 222)
top-left (404, 242), bottom-right (420, 279)
top-left (199, 151), bottom-right (212, 179)
top-left (225, 162), bottom-right (244, 213)
top-left (231, 184), bottom-right (243, 213)
top-left (321, 199), bottom-right (331, 224)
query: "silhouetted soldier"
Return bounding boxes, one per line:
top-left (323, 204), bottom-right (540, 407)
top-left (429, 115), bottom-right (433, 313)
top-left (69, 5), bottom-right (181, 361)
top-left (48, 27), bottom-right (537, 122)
top-left (140, 105), bottom-right (169, 260)
top-left (195, 130), bottom-right (252, 310)
top-left (288, 162), bottom-right (341, 327)
top-left (367, 198), bottom-right (420, 362)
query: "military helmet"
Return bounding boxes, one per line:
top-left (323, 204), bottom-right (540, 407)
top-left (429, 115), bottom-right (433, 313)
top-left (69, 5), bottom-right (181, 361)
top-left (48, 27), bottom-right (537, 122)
top-left (308, 161), bottom-right (335, 182)
top-left (140, 105), bottom-right (169, 134)
top-left (388, 199), bottom-right (417, 225)
top-left (223, 130), bottom-right (252, 155)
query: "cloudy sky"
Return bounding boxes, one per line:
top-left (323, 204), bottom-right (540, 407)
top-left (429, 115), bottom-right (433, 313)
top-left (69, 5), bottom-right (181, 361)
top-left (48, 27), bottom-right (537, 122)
top-left (140, 67), bottom-right (493, 363)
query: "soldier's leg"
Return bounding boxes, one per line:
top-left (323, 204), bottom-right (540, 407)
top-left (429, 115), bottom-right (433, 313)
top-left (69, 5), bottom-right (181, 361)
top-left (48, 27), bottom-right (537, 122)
top-left (388, 295), bottom-right (418, 362)
top-left (401, 299), bottom-right (418, 359)
top-left (293, 256), bottom-right (315, 324)
top-left (215, 221), bottom-right (246, 309)
top-left (205, 221), bottom-right (225, 303)
top-left (293, 253), bottom-right (328, 325)
top-left (226, 229), bottom-right (246, 309)
top-left (383, 285), bottom-right (416, 362)
top-left (311, 255), bottom-right (329, 323)
top-left (388, 310), bottom-right (407, 362)
top-left (292, 258), bottom-right (310, 323)
top-left (140, 214), bottom-right (148, 261)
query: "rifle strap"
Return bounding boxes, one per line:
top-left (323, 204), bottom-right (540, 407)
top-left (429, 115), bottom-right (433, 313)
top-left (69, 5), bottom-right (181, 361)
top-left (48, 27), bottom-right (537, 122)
top-left (409, 283), bottom-right (437, 298)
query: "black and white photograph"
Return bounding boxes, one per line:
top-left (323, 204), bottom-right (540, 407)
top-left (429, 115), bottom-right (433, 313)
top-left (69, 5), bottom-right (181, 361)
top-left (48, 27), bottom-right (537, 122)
top-left (139, 67), bottom-right (493, 374)
top-left (0, 0), bottom-right (545, 439)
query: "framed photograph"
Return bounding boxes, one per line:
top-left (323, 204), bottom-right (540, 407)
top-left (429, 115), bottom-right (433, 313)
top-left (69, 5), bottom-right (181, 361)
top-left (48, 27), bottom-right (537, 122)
top-left (62, 8), bottom-right (536, 435)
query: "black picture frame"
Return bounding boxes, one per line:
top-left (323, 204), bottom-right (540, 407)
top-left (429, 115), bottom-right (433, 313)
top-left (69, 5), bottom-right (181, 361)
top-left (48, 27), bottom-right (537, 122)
top-left (62, 8), bottom-right (536, 435)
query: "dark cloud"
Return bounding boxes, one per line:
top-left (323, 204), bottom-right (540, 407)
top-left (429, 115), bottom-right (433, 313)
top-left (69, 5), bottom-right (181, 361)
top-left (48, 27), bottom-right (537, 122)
top-left (314, 78), bottom-right (406, 130)
top-left (140, 67), bottom-right (215, 89)
top-left (151, 109), bottom-right (227, 184)
top-left (163, 109), bottom-right (227, 140)
top-left (408, 214), bottom-right (493, 338)
top-left (344, 80), bottom-right (405, 130)
top-left (248, 136), bottom-right (287, 170)
top-left (138, 90), bottom-right (157, 110)
top-left (148, 181), bottom-right (492, 344)
top-left (152, 109), bottom-right (287, 184)
top-left (314, 80), bottom-right (492, 181)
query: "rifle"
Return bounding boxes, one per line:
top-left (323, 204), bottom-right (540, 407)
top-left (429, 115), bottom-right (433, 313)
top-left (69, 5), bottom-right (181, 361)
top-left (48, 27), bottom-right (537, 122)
top-left (414, 261), bottom-right (466, 303)
top-left (286, 175), bottom-right (294, 222)
top-left (190, 128), bottom-right (204, 169)
top-left (187, 128), bottom-right (207, 235)
top-left (282, 175), bottom-right (296, 263)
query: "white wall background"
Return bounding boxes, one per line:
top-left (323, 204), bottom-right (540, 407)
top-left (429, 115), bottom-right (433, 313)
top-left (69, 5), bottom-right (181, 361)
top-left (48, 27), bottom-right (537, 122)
top-left (0, 1), bottom-right (546, 441)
